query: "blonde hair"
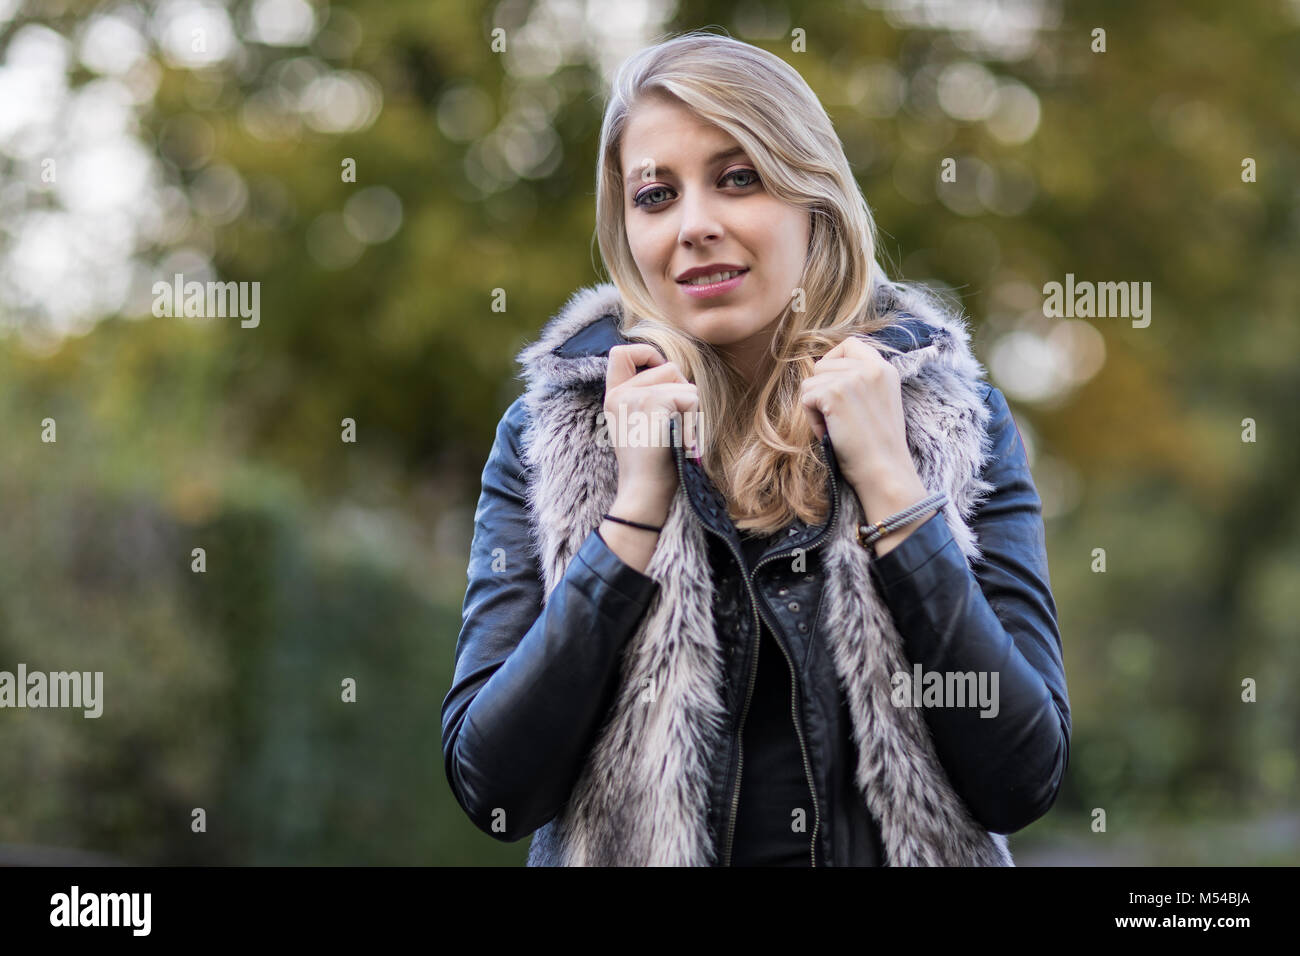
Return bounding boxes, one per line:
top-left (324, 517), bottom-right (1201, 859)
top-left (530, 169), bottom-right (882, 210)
top-left (596, 29), bottom-right (905, 534)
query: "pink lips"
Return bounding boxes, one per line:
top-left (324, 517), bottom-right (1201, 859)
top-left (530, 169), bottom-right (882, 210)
top-left (678, 269), bottom-right (748, 299)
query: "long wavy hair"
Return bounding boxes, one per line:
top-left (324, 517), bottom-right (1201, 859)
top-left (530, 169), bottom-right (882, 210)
top-left (596, 29), bottom-right (910, 535)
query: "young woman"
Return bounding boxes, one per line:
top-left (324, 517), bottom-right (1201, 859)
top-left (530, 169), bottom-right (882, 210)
top-left (442, 31), bottom-right (1070, 866)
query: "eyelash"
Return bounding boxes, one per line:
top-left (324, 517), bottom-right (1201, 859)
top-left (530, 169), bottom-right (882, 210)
top-left (632, 168), bottom-right (761, 209)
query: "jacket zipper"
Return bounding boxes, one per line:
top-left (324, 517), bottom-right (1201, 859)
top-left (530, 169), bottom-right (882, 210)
top-left (672, 424), bottom-right (841, 867)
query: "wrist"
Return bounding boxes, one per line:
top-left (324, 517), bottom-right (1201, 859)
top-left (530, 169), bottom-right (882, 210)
top-left (611, 486), bottom-right (672, 526)
top-left (852, 471), bottom-right (943, 559)
top-left (852, 471), bottom-right (928, 521)
top-left (870, 509), bottom-right (937, 558)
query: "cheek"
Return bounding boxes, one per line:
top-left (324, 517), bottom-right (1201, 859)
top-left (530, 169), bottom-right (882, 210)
top-left (776, 208), bottom-right (810, 257)
top-left (744, 204), bottom-right (807, 272)
top-left (627, 224), bottom-right (670, 278)
top-left (773, 221), bottom-right (809, 280)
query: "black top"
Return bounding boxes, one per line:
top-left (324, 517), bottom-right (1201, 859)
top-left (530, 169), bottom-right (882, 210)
top-left (727, 529), bottom-right (816, 866)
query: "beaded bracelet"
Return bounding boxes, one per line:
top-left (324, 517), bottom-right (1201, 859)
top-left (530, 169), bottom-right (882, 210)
top-left (856, 492), bottom-right (947, 550)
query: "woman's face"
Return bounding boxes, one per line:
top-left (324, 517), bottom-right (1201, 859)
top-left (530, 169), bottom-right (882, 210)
top-left (620, 94), bottom-right (810, 374)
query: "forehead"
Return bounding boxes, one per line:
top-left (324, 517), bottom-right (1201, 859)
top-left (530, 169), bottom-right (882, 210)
top-left (621, 98), bottom-right (743, 177)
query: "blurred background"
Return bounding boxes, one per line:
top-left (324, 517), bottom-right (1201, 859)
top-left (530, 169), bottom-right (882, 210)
top-left (0, 0), bottom-right (1297, 865)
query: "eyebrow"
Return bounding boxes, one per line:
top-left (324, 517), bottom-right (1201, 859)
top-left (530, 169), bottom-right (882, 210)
top-left (624, 146), bottom-right (749, 188)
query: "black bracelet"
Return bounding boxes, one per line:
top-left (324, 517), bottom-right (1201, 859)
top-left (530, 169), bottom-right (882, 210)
top-left (603, 513), bottom-right (663, 533)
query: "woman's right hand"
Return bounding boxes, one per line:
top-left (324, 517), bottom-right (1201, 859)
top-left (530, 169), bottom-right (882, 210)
top-left (603, 344), bottom-right (699, 510)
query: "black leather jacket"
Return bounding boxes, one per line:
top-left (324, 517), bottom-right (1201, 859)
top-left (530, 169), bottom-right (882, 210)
top-left (442, 319), bottom-right (1071, 866)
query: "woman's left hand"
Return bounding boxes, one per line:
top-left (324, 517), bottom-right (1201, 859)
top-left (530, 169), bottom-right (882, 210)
top-left (799, 336), bottom-right (921, 497)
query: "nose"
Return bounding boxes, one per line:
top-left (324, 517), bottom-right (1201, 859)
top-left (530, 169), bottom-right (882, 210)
top-left (677, 189), bottom-right (724, 247)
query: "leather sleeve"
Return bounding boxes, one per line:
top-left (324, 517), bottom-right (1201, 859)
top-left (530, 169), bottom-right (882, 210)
top-left (440, 396), bottom-right (661, 842)
top-left (867, 383), bottom-right (1071, 834)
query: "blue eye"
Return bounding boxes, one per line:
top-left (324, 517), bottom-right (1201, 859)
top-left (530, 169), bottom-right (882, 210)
top-left (632, 168), bottom-right (761, 209)
top-left (633, 185), bottom-right (673, 208)
top-left (723, 168), bottom-right (760, 188)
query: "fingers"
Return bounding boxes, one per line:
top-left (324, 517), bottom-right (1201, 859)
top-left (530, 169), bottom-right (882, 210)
top-left (800, 389), bottom-right (827, 439)
top-left (608, 345), bottom-right (689, 388)
top-left (655, 384), bottom-right (700, 414)
top-left (606, 344), bottom-right (667, 389)
top-left (605, 345), bottom-right (696, 444)
top-left (606, 383), bottom-right (698, 416)
top-left (625, 362), bottom-right (690, 388)
top-left (804, 356), bottom-right (897, 391)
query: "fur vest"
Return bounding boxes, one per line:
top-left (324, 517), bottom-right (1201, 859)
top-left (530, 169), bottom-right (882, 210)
top-left (514, 280), bottom-right (1013, 866)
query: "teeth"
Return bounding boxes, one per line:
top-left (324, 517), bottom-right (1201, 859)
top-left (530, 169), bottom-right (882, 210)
top-left (684, 269), bottom-right (743, 286)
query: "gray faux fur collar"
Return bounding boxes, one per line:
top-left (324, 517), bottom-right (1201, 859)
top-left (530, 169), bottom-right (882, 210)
top-left (514, 279), bottom-right (1012, 866)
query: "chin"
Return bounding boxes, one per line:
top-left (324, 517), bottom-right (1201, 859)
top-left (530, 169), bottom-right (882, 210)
top-left (677, 313), bottom-right (743, 341)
